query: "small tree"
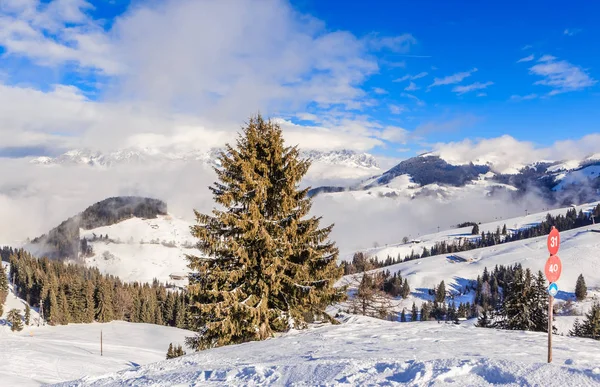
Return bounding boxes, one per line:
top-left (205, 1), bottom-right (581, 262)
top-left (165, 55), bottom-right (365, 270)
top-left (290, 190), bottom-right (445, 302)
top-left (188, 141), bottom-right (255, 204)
top-left (166, 343), bottom-right (175, 359)
top-left (435, 281), bottom-right (446, 303)
top-left (24, 304), bottom-right (31, 326)
top-left (501, 224), bottom-right (507, 235)
top-left (411, 302), bottom-right (419, 322)
top-left (7, 309), bottom-right (23, 332)
top-left (400, 308), bottom-right (406, 322)
top-left (402, 236), bottom-right (409, 244)
top-left (476, 309), bottom-right (492, 328)
top-left (575, 274), bottom-right (587, 301)
top-left (573, 302), bottom-right (600, 340)
top-left (471, 224), bottom-right (480, 235)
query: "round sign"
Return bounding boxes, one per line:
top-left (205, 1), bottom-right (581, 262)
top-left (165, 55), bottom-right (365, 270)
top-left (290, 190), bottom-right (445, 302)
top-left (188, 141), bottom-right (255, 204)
top-left (547, 227), bottom-right (560, 256)
top-left (544, 255), bottom-right (562, 283)
top-left (548, 282), bottom-right (559, 297)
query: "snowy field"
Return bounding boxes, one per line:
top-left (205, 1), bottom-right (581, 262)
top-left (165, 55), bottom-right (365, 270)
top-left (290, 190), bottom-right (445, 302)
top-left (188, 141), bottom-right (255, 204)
top-left (0, 318), bottom-right (192, 386)
top-left (53, 315), bottom-right (600, 386)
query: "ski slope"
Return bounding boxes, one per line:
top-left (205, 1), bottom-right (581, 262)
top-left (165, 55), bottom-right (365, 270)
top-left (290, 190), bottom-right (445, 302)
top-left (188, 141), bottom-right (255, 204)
top-left (80, 214), bottom-right (197, 285)
top-left (341, 201), bottom-right (600, 261)
top-left (53, 315), bottom-right (600, 386)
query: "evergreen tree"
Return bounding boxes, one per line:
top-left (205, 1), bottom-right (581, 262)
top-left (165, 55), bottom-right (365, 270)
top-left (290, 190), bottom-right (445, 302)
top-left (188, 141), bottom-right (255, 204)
top-left (435, 281), bottom-right (446, 303)
top-left (24, 304), bottom-right (30, 326)
top-left (411, 302), bottom-right (419, 322)
top-left (401, 279), bottom-right (410, 298)
top-left (575, 274), bottom-right (587, 301)
top-left (501, 224), bottom-right (507, 236)
top-left (95, 280), bottom-right (114, 323)
top-left (166, 343), bottom-right (175, 359)
top-left (476, 309), bottom-right (492, 328)
top-left (185, 115), bottom-right (344, 351)
top-left (7, 308), bottom-right (23, 332)
top-left (420, 302), bottom-right (430, 322)
top-left (0, 263), bottom-right (8, 304)
top-left (576, 302), bottom-right (600, 340)
top-left (400, 308), bottom-right (406, 322)
top-left (471, 224), bottom-right (479, 235)
top-left (569, 318), bottom-right (583, 337)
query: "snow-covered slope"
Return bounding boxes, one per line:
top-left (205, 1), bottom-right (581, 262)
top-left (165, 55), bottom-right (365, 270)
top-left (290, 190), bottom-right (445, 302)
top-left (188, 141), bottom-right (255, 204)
top-left (53, 315), bottom-right (600, 386)
top-left (340, 201), bottom-right (600, 260)
top-left (80, 214), bottom-right (196, 285)
top-left (0, 262), bottom-right (193, 386)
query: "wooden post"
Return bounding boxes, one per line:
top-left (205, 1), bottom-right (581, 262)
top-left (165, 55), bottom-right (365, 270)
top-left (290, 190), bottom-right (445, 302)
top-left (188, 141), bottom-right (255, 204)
top-left (101, 330), bottom-right (103, 356)
top-left (548, 295), bottom-right (553, 363)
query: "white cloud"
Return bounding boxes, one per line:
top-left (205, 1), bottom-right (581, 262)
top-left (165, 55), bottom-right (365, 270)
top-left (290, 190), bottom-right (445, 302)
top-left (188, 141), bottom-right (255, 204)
top-left (372, 87), bottom-right (388, 95)
top-left (389, 104), bottom-right (406, 115)
top-left (379, 126), bottom-right (409, 143)
top-left (429, 68), bottom-right (477, 87)
top-left (476, 92), bottom-right (487, 97)
top-left (0, 0), bottom-right (122, 74)
top-left (431, 134), bottom-right (600, 174)
top-left (400, 92), bottom-right (425, 106)
top-left (522, 44), bottom-right (533, 50)
top-left (564, 28), bottom-right (581, 36)
top-left (0, 0), bottom-right (429, 155)
top-left (452, 81), bottom-right (493, 95)
top-left (510, 93), bottom-right (538, 101)
top-left (404, 81), bottom-right (419, 91)
top-left (517, 54), bottom-right (535, 63)
top-left (393, 71), bottom-right (428, 82)
top-left (538, 55), bottom-right (557, 62)
top-left (529, 56), bottom-right (597, 95)
top-left (365, 33), bottom-right (417, 53)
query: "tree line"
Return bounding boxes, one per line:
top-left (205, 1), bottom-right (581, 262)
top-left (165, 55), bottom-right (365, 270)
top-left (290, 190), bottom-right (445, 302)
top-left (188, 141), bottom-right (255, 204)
top-left (5, 248), bottom-right (188, 329)
top-left (342, 204), bottom-right (600, 275)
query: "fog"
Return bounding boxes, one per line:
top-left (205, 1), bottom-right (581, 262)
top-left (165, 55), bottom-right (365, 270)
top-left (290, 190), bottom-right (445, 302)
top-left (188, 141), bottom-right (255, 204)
top-left (0, 157), bottom-right (557, 259)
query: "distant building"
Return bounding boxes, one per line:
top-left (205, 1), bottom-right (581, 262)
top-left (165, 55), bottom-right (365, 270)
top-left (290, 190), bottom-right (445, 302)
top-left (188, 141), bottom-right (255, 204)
top-left (169, 272), bottom-right (187, 281)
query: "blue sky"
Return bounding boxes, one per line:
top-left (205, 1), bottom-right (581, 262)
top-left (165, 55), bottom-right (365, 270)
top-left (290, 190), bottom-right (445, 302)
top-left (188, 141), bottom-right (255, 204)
top-left (0, 0), bottom-right (598, 160)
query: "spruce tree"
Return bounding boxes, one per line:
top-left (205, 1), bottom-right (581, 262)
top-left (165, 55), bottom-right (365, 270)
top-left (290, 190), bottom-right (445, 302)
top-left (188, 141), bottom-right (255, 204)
top-left (400, 308), bottom-right (406, 322)
top-left (7, 309), bottom-right (23, 332)
top-left (476, 309), bottom-right (491, 328)
top-left (411, 302), bottom-right (418, 322)
top-left (471, 224), bottom-right (479, 235)
top-left (166, 343), bottom-right (175, 359)
top-left (185, 115), bottom-right (344, 351)
top-left (0, 263), bottom-right (8, 305)
top-left (577, 302), bottom-right (600, 340)
top-left (25, 304), bottom-right (31, 326)
top-left (575, 274), bottom-right (587, 301)
top-left (435, 281), bottom-right (446, 303)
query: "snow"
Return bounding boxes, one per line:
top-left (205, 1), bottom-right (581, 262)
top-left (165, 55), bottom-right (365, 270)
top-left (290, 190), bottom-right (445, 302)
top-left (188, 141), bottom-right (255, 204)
top-left (553, 165), bottom-right (600, 191)
top-left (546, 159), bottom-right (582, 173)
top-left (79, 215), bottom-right (197, 285)
top-left (51, 315), bottom-right (600, 386)
top-left (340, 201), bottom-right (600, 262)
top-left (0, 265), bottom-right (193, 387)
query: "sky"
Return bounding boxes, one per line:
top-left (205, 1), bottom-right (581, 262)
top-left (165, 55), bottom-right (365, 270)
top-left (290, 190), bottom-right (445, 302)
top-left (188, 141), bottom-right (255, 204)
top-left (0, 0), bottom-right (599, 160)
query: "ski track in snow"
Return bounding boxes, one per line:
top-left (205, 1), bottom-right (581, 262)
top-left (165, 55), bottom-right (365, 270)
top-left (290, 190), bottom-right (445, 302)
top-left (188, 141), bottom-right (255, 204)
top-left (51, 315), bottom-right (600, 386)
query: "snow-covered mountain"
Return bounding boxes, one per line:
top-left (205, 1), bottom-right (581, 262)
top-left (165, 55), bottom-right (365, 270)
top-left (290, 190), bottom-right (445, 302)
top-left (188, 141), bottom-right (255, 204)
top-left (309, 153), bottom-right (600, 204)
top-left (30, 147), bottom-right (380, 170)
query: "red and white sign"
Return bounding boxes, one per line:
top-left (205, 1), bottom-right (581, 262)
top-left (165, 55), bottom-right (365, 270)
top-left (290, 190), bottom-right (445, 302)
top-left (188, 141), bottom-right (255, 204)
top-left (547, 227), bottom-right (560, 256)
top-left (544, 255), bottom-right (562, 283)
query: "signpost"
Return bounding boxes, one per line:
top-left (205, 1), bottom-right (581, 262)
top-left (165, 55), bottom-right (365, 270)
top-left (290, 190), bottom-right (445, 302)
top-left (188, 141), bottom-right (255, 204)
top-left (545, 226), bottom-right (561, 364)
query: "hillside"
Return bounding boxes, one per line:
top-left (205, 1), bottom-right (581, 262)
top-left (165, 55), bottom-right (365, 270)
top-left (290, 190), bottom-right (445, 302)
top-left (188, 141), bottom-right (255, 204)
top-left (26, 197), bottom-right (167, 261)
top-left (52, 314), bottom-right (600, 386)
top-left (80, 215), bottom-right (197, 285)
